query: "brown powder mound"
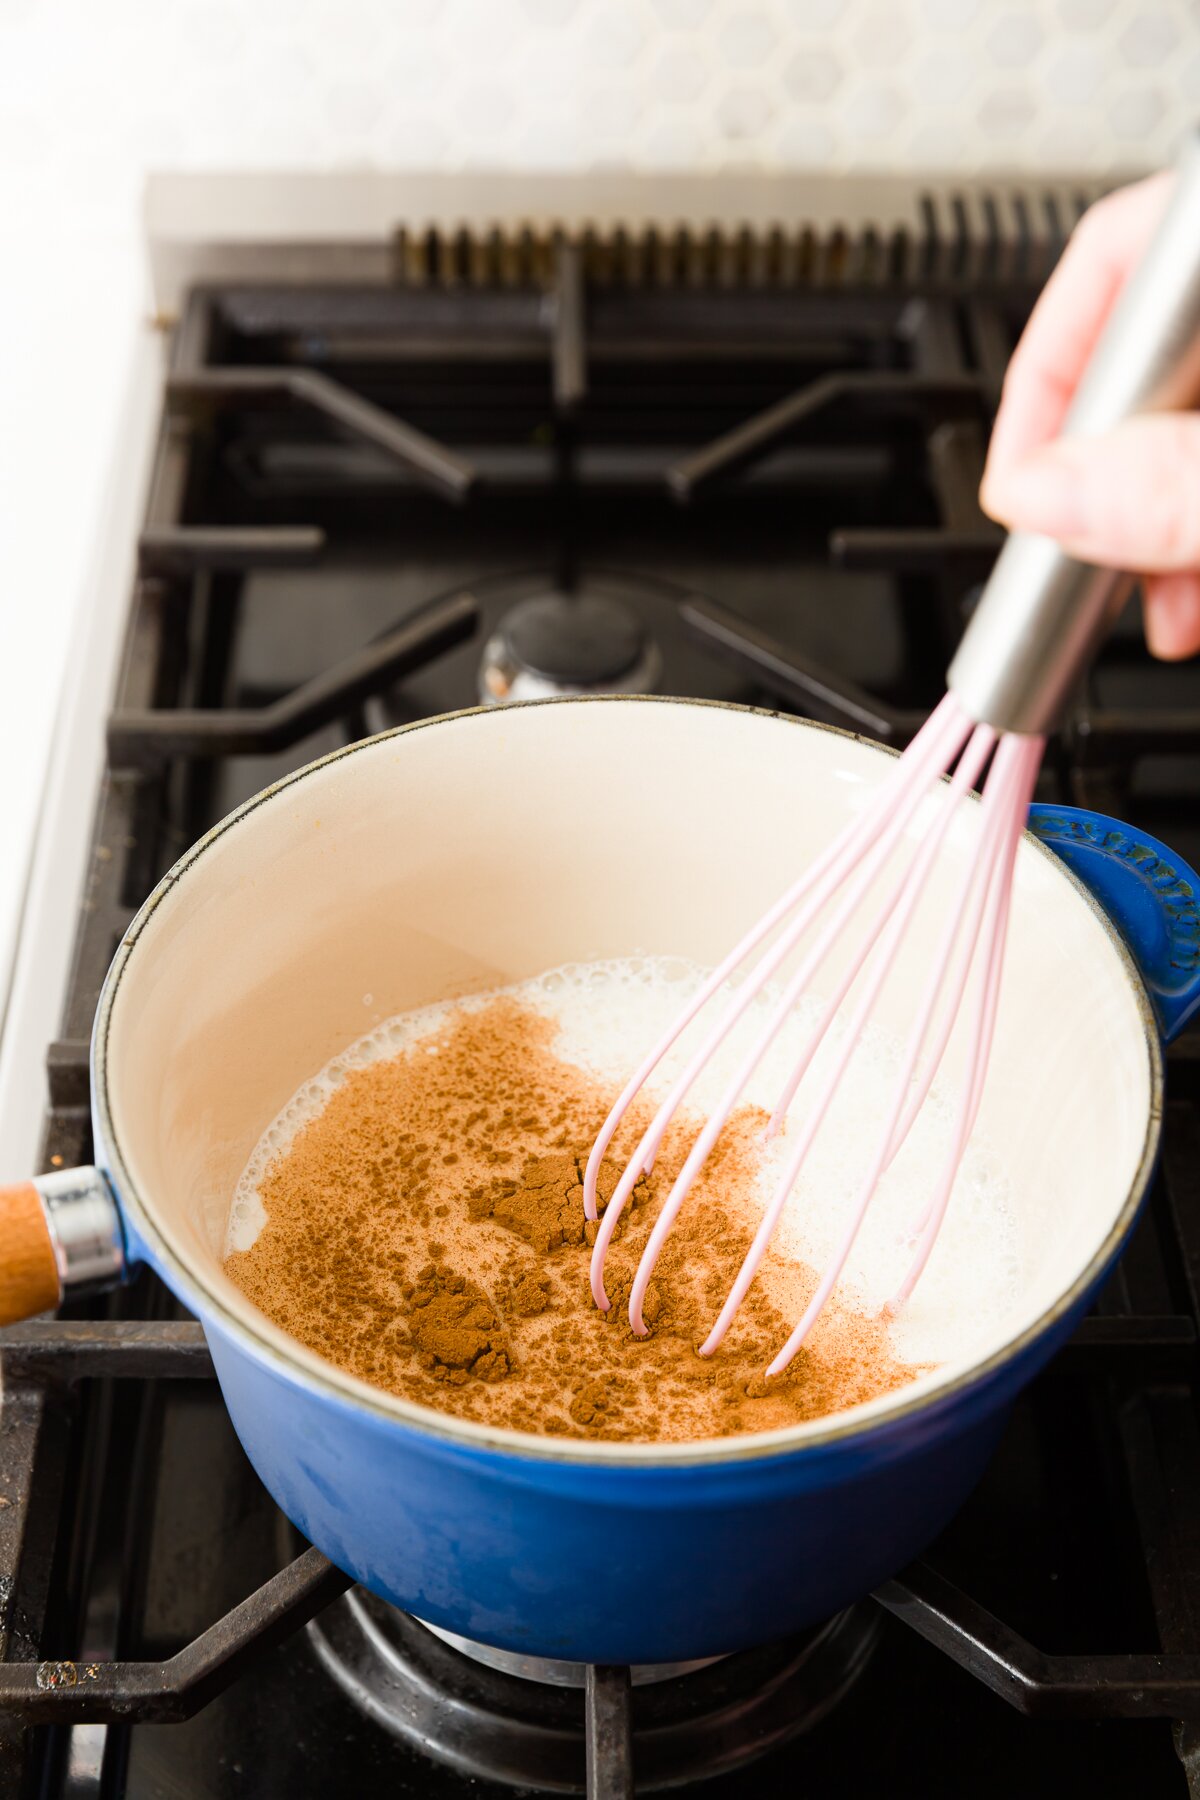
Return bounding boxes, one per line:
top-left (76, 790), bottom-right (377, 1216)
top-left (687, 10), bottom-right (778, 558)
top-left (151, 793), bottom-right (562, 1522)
top-left (406, 1265), bottom-right (512, 1384)
top-left (225, 998), bottom-right (927, 1443)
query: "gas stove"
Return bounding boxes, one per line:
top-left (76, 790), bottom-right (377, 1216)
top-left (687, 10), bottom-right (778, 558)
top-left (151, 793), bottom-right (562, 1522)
top-left (2, 177), bottom-right (1200, 1799)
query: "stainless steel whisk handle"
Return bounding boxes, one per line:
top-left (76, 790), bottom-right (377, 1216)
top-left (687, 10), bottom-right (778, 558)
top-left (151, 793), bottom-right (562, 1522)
top-left (948, 130), bottom-right (1200, 736)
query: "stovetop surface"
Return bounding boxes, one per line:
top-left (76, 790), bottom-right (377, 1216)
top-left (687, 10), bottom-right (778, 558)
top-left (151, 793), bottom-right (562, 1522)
top-left (3, 197), bottom-right (1200, 1799)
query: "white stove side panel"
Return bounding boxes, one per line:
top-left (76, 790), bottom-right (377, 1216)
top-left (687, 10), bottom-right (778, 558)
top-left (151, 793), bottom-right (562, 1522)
top-left (0, 245), bottom-right (161, 1176)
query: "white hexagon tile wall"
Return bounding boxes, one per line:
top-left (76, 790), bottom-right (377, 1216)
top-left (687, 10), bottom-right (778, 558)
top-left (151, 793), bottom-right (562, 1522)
top-left (4, 0), bottom-right (1200, 230)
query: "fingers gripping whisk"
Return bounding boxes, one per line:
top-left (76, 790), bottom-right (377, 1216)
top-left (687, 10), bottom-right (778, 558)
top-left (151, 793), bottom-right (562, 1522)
top-left (582, 695), bottom-right (1045, 1376)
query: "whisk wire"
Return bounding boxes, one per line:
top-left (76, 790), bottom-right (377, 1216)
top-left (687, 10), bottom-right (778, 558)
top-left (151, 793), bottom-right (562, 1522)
top-left (629, 712), bottom-right (986, 1324)
top-left (761, 715), bottom-right (996, 1139)
top-left (586, 697), bottom-right (971, 1312)
top-left (878, 733), bottom-right (1034, 1174)
top-left (761, 733), bottom-right (1037, 1376)
top-left (887, 734), bottom-right (1042, 1319)
top-left (584, 694), bottom-right (1045, 1370)
top-left (694, 715), bottom-right (995, 1360)
top-left (582, 693), bottom-right (964, 1231)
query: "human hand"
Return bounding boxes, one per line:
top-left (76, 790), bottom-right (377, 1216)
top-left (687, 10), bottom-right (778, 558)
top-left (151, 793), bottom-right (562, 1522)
top-left (980, 172), bottom-right (1200, 661)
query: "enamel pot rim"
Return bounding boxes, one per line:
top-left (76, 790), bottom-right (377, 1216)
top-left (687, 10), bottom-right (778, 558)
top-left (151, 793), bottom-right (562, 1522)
top-left (91, 695), bottom-right (1165, 1470)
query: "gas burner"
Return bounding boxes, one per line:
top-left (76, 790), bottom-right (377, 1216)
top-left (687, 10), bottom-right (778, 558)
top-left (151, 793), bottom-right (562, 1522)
top-left (479, 584), bottom-right (662, 702)
top-left (308, 1588), bottom-right (881, 1793)
top-left (418, 1618), bottom-right (724, 1687)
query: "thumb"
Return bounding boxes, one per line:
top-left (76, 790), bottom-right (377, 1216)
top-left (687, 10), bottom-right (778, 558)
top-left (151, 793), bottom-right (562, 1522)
top-left (980, 413), bottom-right (1200, 573)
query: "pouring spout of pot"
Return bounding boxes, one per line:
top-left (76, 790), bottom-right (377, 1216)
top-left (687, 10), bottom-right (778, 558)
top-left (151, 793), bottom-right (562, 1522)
top-left (0, 1167), bottom-right (125, 1325)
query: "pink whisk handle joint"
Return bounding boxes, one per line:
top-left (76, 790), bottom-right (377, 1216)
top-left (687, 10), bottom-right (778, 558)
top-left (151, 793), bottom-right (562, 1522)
top-left (949, 129), bottom-right (1200, 737)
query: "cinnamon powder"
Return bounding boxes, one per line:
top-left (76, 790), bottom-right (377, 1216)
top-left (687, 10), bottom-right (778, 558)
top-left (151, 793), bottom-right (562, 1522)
top-left (224, 999), bottom-right (926, 1443)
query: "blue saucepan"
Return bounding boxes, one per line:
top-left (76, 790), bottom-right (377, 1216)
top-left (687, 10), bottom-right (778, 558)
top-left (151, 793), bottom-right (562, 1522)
top-left (2, 698), bottom-right (1196, 1663)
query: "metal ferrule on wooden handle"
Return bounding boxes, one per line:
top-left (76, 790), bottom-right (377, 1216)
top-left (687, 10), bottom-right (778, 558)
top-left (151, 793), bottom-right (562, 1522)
top-left (948, 129), bottom-right (1200, 736)
top-left (0, 1169), bottom-right (125, 1325)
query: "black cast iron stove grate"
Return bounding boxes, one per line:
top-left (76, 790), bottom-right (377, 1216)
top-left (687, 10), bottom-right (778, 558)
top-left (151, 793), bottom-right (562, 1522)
top-left (2, 185), bottom-right (1200, 1799)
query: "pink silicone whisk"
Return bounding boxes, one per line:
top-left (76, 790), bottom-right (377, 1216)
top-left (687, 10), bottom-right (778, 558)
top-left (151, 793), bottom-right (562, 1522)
top-left (584, 135), bottom-right (1200, 1373)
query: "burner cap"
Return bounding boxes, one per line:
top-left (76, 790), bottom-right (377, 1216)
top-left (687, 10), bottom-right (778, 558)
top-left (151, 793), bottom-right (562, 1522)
top-left (309, 1590), bottom-right (881, 1792)
top-left (480, 587), bottom-right (661, 702)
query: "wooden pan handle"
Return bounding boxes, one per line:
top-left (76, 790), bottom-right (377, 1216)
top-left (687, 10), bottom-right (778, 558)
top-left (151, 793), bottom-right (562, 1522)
top-left (0, 1182), bottom-right (61, 1325)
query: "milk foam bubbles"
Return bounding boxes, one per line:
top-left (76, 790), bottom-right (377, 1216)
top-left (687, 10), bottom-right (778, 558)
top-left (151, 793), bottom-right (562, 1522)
top-left (229, 956), bottom-right (1021, 1368)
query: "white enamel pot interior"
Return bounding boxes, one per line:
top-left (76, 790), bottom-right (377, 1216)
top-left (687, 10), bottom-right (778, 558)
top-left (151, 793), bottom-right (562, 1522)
top-left (95, 697), bottom-right (1160, 1460)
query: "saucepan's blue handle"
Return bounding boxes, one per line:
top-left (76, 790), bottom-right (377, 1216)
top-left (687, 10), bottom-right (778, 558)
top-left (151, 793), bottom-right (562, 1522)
top-left (1027, 804), bottom-right (1200, 1044)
